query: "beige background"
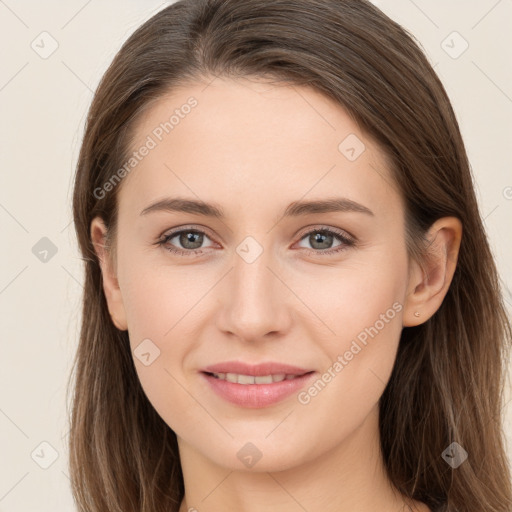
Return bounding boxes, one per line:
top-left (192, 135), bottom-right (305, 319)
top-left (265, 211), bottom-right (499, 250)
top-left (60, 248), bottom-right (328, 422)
top-left (0, 0), bottom-right (511, 509)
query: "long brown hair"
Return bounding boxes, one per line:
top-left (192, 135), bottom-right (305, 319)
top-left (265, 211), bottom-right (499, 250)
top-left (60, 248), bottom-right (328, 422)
top-left (68, 1), bottom-right (512, 510)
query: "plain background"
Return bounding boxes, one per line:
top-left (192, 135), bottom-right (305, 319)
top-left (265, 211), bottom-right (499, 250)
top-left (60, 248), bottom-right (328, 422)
top-left (0, 0), bottom-right (511, 509)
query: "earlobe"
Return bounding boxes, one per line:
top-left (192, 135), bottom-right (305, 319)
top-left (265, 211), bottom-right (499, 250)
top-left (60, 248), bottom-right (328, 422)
top-left (90, 217), bottom-right (128, 331)
top-left (403, 217), bottom-right (462, 327)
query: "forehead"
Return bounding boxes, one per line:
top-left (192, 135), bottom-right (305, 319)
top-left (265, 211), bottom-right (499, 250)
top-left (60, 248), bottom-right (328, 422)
top-left (119, 76), bottom-right (400, 220)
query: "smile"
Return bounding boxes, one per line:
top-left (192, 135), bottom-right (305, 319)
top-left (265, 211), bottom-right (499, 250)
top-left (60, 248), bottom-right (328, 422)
top-left (201, 370), bottom-right (316, 408)
top-left (210, 372), bottom-right (303, 384)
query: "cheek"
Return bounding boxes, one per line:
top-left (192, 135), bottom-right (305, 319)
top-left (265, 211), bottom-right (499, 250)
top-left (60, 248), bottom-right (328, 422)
top-left (120, 274), bottom-right (198, 378)
top-left (119, 268), bottom-right (199, 429)
top-left (117, 255), bottom-right (212, 412)
top-left (117, 242), bottom-right (209, 339)
top-left (292, 239), bottom-right (408, 347)
top-left (295, 248), bottom-right (407, 426)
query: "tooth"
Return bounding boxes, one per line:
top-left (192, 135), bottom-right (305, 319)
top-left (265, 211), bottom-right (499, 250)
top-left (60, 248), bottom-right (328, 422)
top-left (212, 372), bottom-right (299, 383)
top-left (255, 375), bottom-right (273, 384)
top-left (238, 374), bottom-right (256, 385)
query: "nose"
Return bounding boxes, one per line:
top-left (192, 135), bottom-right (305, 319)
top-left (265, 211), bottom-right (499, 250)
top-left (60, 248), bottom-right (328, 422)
top-left (215, 244), bottom-right (293, 343)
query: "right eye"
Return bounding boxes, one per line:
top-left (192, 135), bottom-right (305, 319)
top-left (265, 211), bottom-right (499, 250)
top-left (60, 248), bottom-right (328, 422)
top-left (157, 227), bottom-right (217, 257)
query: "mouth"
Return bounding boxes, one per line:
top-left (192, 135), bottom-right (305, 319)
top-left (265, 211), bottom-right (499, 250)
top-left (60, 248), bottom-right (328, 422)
top-left (200, 368), bottom-right (316, 408)
top-left (204, 371), bottom-right (311, 384)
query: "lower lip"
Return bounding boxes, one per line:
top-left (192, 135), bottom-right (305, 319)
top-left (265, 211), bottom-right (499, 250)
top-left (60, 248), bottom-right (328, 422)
top-left (201, 371), bottom-right (316, 408)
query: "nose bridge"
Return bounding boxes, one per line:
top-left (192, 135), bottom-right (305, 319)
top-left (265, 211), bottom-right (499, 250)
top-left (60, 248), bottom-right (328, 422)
top-left (233, 245), bottom-right (273, 304)
top-left (217, 236), bottom-right (290, 340)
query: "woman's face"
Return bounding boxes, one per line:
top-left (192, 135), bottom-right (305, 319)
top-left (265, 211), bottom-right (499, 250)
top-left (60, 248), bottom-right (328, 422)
top-left (104, 76), bottom-right (416, 471)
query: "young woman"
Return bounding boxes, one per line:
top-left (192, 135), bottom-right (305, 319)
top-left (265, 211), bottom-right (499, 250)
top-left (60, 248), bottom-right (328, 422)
top-left (67, 1), bottom-right (512, 511)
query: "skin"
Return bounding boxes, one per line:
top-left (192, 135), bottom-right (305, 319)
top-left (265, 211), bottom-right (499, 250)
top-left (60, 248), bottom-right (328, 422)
top-left (91, 76), bottom-right (462, 512)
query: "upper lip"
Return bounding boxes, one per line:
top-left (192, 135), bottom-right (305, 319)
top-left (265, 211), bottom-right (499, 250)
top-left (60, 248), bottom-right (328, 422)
top-left (202, 361), bottom-right (312, 376)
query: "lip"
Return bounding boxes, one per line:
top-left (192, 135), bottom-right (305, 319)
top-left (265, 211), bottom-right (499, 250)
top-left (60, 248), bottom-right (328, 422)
top-left (202, 361), bottom-right (312, 376)
top-left (200, 361), bottom-right (316, 408)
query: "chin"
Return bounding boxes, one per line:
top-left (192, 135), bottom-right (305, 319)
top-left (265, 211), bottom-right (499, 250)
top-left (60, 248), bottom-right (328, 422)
top-left (195, 435), bottom-right (313, 473)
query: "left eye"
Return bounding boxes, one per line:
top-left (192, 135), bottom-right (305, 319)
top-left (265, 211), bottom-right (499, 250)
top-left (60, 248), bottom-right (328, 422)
top-left (157, 226), bottom-right (355, 257)
top-left (296, 228), bottom-right (353, 252)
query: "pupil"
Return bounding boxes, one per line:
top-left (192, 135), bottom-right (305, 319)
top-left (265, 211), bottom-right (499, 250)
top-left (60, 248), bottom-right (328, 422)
top-left (181, 231), bottom-right (203, 249)
top-left (311, 232), bottom-right (332, 249)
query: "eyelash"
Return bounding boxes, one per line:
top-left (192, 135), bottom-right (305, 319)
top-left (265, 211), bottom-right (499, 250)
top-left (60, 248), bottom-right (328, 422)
top-left (156, 225), bottom-right (356, 257)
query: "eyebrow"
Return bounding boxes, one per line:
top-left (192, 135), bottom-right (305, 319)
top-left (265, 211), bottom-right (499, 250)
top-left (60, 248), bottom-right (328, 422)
top-left (140, 196), bottom-right (374, 218)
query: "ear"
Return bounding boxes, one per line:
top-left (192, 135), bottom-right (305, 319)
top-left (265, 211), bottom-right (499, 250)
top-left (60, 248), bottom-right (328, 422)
top-left (402, 217), bottom-right (462, 327)
top-left (90, 217), bottom-right (128, 331)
